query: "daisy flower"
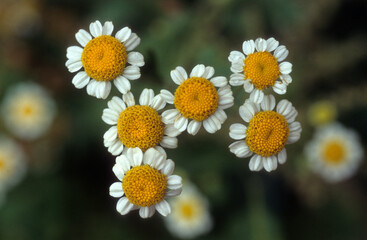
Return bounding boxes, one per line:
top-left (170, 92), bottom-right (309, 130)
top-left (229, 95), bottom-right (301, 172)
top-left (229, 37), bottom-right (292, 103)
top-left (305, 123), bottom-right (363, 183)
top-left (109, 147), bottom-right (182, 218)
top-left (164, 182), bottom-right (212, 239)
top-left (1, 82), bottom-right (56, 140)
top-left (0, 135), bottom-right (26, 191)
top-left (102, 89), bottom-right (180, 156)
top-left (66, 20), bottom-right (144, 99)
top-left (161, 64), bottom-right (234, 135)
top-left (307, 100), bottom-right (337, 127)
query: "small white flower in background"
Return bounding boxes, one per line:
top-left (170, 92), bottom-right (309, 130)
top-left (305, 123), bottom-right (363, 183)
top-left (109, 147), bottom-right (182, 218)
top-left (0, 135), bottom-right (26, 192)
top-left (1, 82), bottom-right (56, 140)
top-left (161, 64), bottom-right (234, 135)
top-left (229, 95), bottom-right (302, 172)
top-left (66, 20), bottom-right (144, 99)
top-left (229, 37), bottom-right (292, 104)
top-left (164, 182), bottom-right (213, 239)
top-left (102, 89), bottom-right (180, 156)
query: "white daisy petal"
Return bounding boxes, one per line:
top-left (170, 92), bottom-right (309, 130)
top-left (123, 65), bottom-right (141, 80)
top-left (139, 88), bottom-right (154, 106)
top-left (72, 71), bottom-right (90, 89)
top-left (102, 21), bottom-right (114, 35)
top-left (165, 189), bottom-right (182, 198)
top-left (213, 108), bottom-right (227, 124)
top-left (162, 109), bottom-right (180, 124)
top-left (139, 206), bottom-right (155, 218)
top-left (229, 123), bottom-right (247, 140)
top-left (279, 62), bottom-right (292, 75)
top-left (202, 66), bottom-right (215, 79)
top-left (164, 124), bottom-right (181, 137)
top-left (274, 45), bottom-right (289, 62)
top-left (160, 89), bottom-right (174, 104)
top-left (66, 46), bottom-right (83, 60)
top-left (155, 200), bottom-right (171, 216)
top-left (249, 89), bottom-right (264, 104)
top-left (242, 40), bottom-right (255, 55)
top-left (273, 81), bottom-right (287, 95)
top-left (263, 156), bottom-right (277, 172)
top-left (127, 148), bottom-right (143, 166)
top-left (174, 115), bottom-right (188, 132)
top-left (123, 91), bottom-right (135, 107)
top-left (112, 163), bottom-right (125, 181)
top-left (143, 148), bottom-right (158, 166)
top-left (108, 140), bottom-right (124, 156)
top-left (95, 81), bottom-right (111, 99)
top-left (116, 197), bottom-right (134, 215)
top-left (127, 52), bottom-right (145, 67)
top-left (243, 79), bottom-right (254, 93)
top-left (228, 50), bottom-right (245, 63)
top-left (190, 64), bottom-right (205, 78)
top-left (280, 74), bottom-right (292, 85)
top-left (203, 116), bottom-right (221, 134)
top-left (229, 73), bottom-right (245, 86)
top-left (116, 155), bottom-right (131, 173)
top-left (230, 62), bottom-right (243, 73)
top-left (115, 27), bottom-right (132, 43)
top-left (108, 96), bottom-right (126, 113)
top-left (255, 38), bottom-right (267, 52)
top-left (102, 108), bottom-right (119, 125)
top-left (161, 159), bottom-right (175, 176)
top-left (229, 141), bottom-right (252, 158)
top-left (239, 102), bottom-right (259, 122)
top-left (266, 37), bottom-right (279, 52)
top-left (124, 33), bottom-right (140, 51)
top-left (86, 80), bottom-right (98, 97)
top-left (150, 95), bottom-right (166, 111)
top-left (112, 76), bottom-right (130, 94)
top-left (249, 155), bottom-right (262, 171)
top-left (167, 175), bottom-right (183, 190)
top-left (278, 148), bottom-right (287, 164)
top-left (210, 76), bottom-right (227, 87)
top-left (170, 66), bottom-right (188, 85)
top-left (65, 59), bottom-right (83, 73)
top-left (109, 182), bottom-right (124, 198)
top-left (75, 29), bottom-right (92, 47)
top-left (103, 126), bottom-right (118, 142)
top-left (160, 136), bottom-right (178, 149)
top-left (89, 20), bottom-right (103, 38)
top-left (261, 94), bottom-right (276, 111)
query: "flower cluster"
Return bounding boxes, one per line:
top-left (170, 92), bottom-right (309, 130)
top-left (66, 21), bottom-right (302, 218)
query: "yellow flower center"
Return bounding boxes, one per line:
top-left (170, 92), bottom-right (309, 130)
top-left (81, 35), bottom-right (127, 81)
top-left (180, 203), bottom-right (195, 219)
top-left (122, 165), bottom-right (167, 207)
top-left (322, 141), bottom-right (345, 165)
top-left (174, 77), bottom-right (219, 121)
top-left (246, 111), bottom-right (289, 157)
top-left (0, 158), bottom-right (5, 171)
top-left (22, 105), bottom-right (34, 116)
top-left (244, 52), bottom-right (280, 90)
top-left (117, 105), bottom-right (164, 152)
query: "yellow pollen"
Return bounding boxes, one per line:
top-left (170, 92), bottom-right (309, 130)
top-left (122, 165), bottom-right (167, 207)
top-left (117, 105), bottom-right (164, 152)
top-left (174, 77), bottom-right (219, 121)
top-left (246, 111), bottom-right (289, 157)
top-left (244, 52), bottom-right (280, 90)
top-left (322, 141), bottom-right (345, 165)
top-left (81, 35), bottom-right (127, 81)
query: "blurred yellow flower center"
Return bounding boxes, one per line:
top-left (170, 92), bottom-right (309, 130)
top-left (81, 35), bottom-right (127, 81)
top-left (308, 101), bottom-right (337, 126)
top-left (322, 141), bottom-right (345, 164)
top-left (117, 105), bottom-right (164, 152)
top-left (246, 111), bottom-right (289, 157)
top-left (180, 203), bottom-right (195, 219)
top-left (22, 105), bottom-right (34, 116)
top-left (174, 77), bottom-right (219, 121)
top-left (122, 165), bottom-right (167, 207)
top-left (244, 52), bottom-right (280, 90)
top-left (0, 159), bottom-right (5, 170)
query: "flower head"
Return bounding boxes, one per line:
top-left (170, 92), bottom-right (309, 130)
top-left (164, 182), bottom-right (212, 239)
top-left (305, 123), bottom-right (363, 182)
top-left (161, 64), bottom-right (234, 135)
top-left (1, 82), bottom-right (56, 140)
top-left (109, 147), bottom-right (182, 218)
top-left (308, 100), bottom-right (337, 127)
top-left (229, 95), bottom-right (301, 172)
top-left (229, 37), bottom-right (292, 103)
top-left (66, 20), bottom-right (144, 99)
top-left (102, 89), bottom-right (180, 155)
top-left (0, 135), bottom-right (26, 191)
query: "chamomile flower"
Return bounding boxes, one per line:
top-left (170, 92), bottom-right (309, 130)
top-left (308, 100), bottom-right (337, 127)
top-left (305, 123), bottom-right (363, 182)
top-left (66, 20), bottom-right (144, 99)
top-left (102, 89), bottom-right (180, 156)
top-left (229, 37), bottom-right (292, 103)
top-left (165, 182), bottom-right (212, 239)
top-left (229, 95), bottom-right (301, 172)
top-left (0, 135), bottom-right (26, 191)
top-left (161, 64), bottom-right (234, 135)
top-left (1, 82), bottom-right (56, 140)
top-left (109, 147), bottom-right (182, 218)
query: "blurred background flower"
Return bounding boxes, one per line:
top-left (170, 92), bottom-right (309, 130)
top-left (0, 0), bottom-right (366, 239)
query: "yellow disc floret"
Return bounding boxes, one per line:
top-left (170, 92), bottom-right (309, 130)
top-left (81, 35), bottom-right (127, 81)
top-left (322, 141), bottom-right (345, 165)
top-left (122, 165), bottom-right (167, 207)
top-left (174, 77), bottom-right (219, 121)
top-left (246, 111), bottom-right (289, 157)
top-left (244, 52), bottom-right (280, 90)
top-left (117, 105), bottom-right (164, 152)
